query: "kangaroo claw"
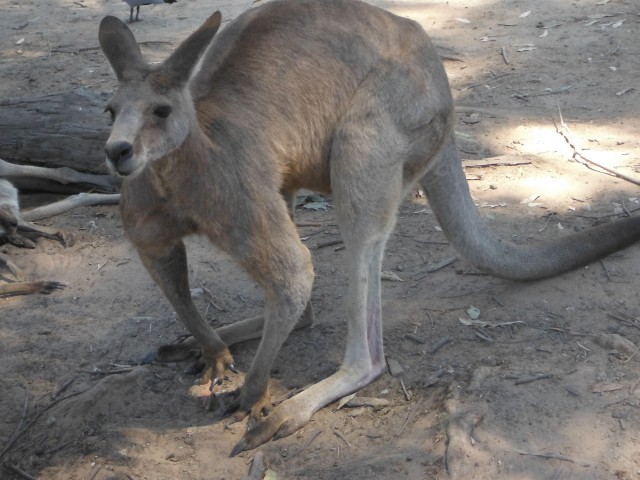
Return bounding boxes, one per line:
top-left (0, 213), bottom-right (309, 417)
top-left (229, 394), bottom-right (309, 456)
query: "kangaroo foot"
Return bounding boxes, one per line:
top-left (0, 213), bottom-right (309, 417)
top-left (212, 386), bottom-right (273, 427)
top-left (230, 396), bottom-right (311, 456)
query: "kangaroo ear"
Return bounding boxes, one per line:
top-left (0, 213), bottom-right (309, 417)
top-left (99, 16), bottom-right (145, 81)
top-left (162, 11), bottom-right (222, 84)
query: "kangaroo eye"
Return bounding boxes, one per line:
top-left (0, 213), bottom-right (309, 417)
top-left (153, 105), bottom-right (172, 119)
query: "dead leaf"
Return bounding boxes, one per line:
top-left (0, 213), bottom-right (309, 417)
top-left (456, 18), bottom-right (471, 24)
top-left (16, 37), bottom-right (24, 45)
top-left (521, 194), bottom-right (540, 204)
top-left (387, 358), bottom-right (404, 377)
top-left (592, 382), bottom-right (624, 393)
top-left (381, 271), bottom-right (403, 282)
top-left (519, 11), bottom-right (531, 18)
top-left (616, 87), bottom-right (634, 96)
top-left (467, 305), bottom-right (480, 319)
top-left (335, 393), bottom-right (356, 411)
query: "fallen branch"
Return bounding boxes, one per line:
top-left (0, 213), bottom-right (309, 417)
top-left (463, 157), bottom-right (531, 168)
top-left (501, 45), bottom-right (510, 64)
top-left (514, 373), bottom-right (552, 385)
top-left (285, 429), bottom-right (322, 461)
top-left (554, 105), bottom-right (640, 187)
top-left (2, 463), bottom-right (38, 480)
top-left (0, 388), bottom-right (29, 459)
top-left (514, 449), bottom-right (589, 465)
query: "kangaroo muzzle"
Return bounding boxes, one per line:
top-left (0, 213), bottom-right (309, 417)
top-left (104, 140), bottom-right (134, 175)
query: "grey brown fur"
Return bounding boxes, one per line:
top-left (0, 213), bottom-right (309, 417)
top-left (98, 0), bottom-right (640, 454)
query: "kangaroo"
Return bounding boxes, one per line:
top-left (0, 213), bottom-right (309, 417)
top-left (0, 179), bottom-right (65, 297)
top-left (98, 0), bottom-right (640, 455)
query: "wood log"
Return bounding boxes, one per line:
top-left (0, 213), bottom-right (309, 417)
top-left (0, 87), bottom-right (111, 174)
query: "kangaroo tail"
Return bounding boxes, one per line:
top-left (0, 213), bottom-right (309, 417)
top-left (419, 138), bottom-right (640, 281)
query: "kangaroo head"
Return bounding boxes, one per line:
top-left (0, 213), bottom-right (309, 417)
top-left (99, 12), bottom-right (221, 177)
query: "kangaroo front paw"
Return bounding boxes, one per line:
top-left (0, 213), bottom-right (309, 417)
top-left (143, 340), bottom-right (237, 390)
top-left (194, 347), bottom-right (237, 388)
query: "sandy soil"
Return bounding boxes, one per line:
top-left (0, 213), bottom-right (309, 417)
top-left (1, 0), bottom-right (639, 479)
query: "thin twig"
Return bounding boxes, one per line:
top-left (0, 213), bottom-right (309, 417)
top-left (285, 429), bottom-right (322, 460)
top-left (2, 463), bottom-right (38, 480)
top-left (514, 373), bottom-right (552, 385)
top-left (0, 388), bottom-right (29, 460)
top-left (198, 282), bottom-right (226, 312)
top-left (554, 105), bottom-right (640, 186)
top-left (395, 404), bottom-right (419, 437)
top-left (515, 449), bottom-right (588, 465)
top-left (316, 239), bottom-right (343, 249)
top-left (399, 378), bottom-right (411, 401)
top-left (600, 259), bottom-right (612, 282)
top-left (501, 45), bottom-right (510, 64)
top-left (333, 429), bottom-right (352, 448)
top-left (624, 345), bottom-right (640, 364)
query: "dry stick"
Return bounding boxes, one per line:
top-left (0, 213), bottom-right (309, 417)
top-left (607, 312), bottom-right (640, 330)
top-left (285, 429), bottom-right (322, 461)
top-left (333, 429), bottom-right (352, 448)
top-left (0, 389), bottom-right (30, 459)
top-left (624, 345), bottom-right (640, 364)
top-left (554, 105), bottom-right (640, 187)
top-left (514, 373), bottom-right (552, 385)
top-left (431, 336), bottom-right (453, 354)
top-left (0, 388), bottom-right (86, 460)
top-left (2, 463), bottom-right (38, 480)
top-left (538, 213), bottom-right (554, 233)
top-left (600, 259), bottom-right (613, 282)
top-left (501, 45), bottom-right (510, 64)
top-left (395, 404), bottom-right (419, 437)
top-left (198, 281), bottom-right (226, 312)
top-left (295, 222), bottom-right (327, 228)
top-left (88, 464), bottom-right (102, 480)
top-left (316, 239), bottom-right (343, 249)
top-left (462, 73), bottom-right (510, 91)
top-left (515, 450), bottom-right (587, 465)
top-left (399, 378), bottom-right (411, 401)
top-left (463, 158), bottom-right (531, 168)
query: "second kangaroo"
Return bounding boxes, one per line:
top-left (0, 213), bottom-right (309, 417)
top-left (99, 0), bottom-right (640, 454)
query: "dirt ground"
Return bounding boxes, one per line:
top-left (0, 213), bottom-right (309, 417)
top-left (1, 0), bottom-right (640, 479)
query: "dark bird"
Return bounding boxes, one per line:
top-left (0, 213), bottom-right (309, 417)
top-left (122, 0), bottom-right (177, 23)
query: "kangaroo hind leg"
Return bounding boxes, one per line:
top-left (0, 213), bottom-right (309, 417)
top-left (231, 109), bottom-right (406, 454)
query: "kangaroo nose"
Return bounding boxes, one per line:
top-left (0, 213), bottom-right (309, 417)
top-left (104, 141), bottom-right (133, 167)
